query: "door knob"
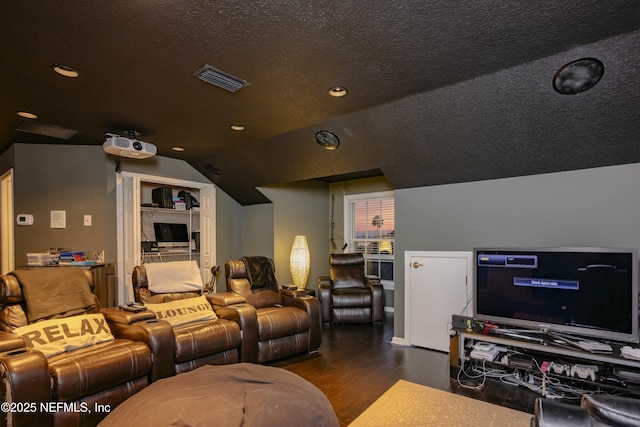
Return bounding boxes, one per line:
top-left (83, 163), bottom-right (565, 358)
top-left (412, 262), bottom-right (423, 269)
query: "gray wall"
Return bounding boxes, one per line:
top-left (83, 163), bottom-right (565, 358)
top-left (242, 204), bottom-right (274, 259)
top-left (214, 201), bottom-right (274, 291)
top-left (8, 143), bottom-right (640, 342)
top-left (329, 176), bottom-right (395, 306)
top-left (12, 144), bottom-right (110, 266)
top-left (394, 163), bottom-right (640, 340)
top-left (215, 187), bottom-right (245, 288)
top-left (259, 180), bottom-right (330, 289)
top-left (7, 144), bottom-right (247, 292)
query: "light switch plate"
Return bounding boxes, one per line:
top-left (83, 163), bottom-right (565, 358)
top-left (84, 215), bottom-right (92, 226)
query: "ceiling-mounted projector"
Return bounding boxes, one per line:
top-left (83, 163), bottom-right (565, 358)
top-left (103, 133), bottom-right (157, 159)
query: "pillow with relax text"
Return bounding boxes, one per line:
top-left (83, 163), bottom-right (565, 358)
top-left (15, 313), bottom-right (115, 357)
top-left (144, 295), bottom-right (217, 327)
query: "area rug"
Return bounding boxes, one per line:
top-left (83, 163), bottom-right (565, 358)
top-left (349, 380), bottom-right (531, 426)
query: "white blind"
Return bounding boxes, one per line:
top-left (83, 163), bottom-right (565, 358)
top-left (346, 194), bottom-right (394, 282)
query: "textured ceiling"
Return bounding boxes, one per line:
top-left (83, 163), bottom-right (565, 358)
top-left (1, 1), bottom-right (640, 204)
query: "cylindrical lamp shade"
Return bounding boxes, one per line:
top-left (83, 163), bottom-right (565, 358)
top-left (290, 235), bottom-right (310, 289)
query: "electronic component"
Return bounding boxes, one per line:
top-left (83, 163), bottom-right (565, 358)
top-left (470, 343), bottom-right (500, 361)
top-left (16, 214), bottom-right (34, 225)
top-left (570, 364), bottom-right (598, 381)
top-left (452, 314), bottom-right (474, 330)
top-left (508, 354), bottom-right (533, 369)
top-left (141, 241), bottom-right (159, 252)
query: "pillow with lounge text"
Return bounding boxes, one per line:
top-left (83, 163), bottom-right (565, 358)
top-left (144, 295), bottom-right (217, 327)
top-left (15, 313), bottom-right (115, 357)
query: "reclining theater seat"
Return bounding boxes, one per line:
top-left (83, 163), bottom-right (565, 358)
top-left (220, 256), bottom-right (321, 363)
top-left (532, 393), bottom-right (640, 426)
top-left (318, 253), bottom-right (384, 324)
top-left (123, 261), bottom-right (242, 375)
top-left (0, 267), bottom-right (155, 427)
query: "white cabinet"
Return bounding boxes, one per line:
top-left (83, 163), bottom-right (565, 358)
top-left (116, 172), bottom-right (215, 305)
top-left (404, 251), bottom-right (473, 352)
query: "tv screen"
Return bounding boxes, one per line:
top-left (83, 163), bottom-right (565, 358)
top-left (153, 223), bottom-right (189, 247)
top-left (474, 247), bottom-right (639, 343)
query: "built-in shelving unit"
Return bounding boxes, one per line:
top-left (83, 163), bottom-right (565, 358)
top-left (140, 185), bottom-right (200, 265)
top-left (115, 172), bottom-right (215, 305)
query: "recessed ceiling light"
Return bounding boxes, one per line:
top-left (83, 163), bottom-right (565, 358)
top-left (172, 147), bottom-right (185, 152)
top-left (230, 124), bottom-right (245, 131)
top-left (52, 64), bottom-right (79, 78)
top-left (328, 86), bottom-right (348, 97)
top-left (17, 111), bottom-right (37, 119)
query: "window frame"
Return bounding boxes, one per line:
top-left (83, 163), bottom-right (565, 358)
top-left (343, 190), bottom-right (395, 291)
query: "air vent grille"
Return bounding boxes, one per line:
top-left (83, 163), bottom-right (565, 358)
top-left (113, 137), bottom-right (130, 148)
top-left (193, 65), bottom-right (250, 92)
top-left (15, 120), bottom-right (80, 140)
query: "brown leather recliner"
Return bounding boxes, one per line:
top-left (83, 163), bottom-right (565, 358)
top-left (114, 264), bottom-right (242, 376)
top-left (0, 267), bottom-right (164, 427)
top-left (214, 256), bottom-right (321, 363)
top-left (318, 253), bottom-right (385, 324)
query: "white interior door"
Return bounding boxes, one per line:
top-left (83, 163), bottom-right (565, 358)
top-left (405, 251), bottom-right (472, 352)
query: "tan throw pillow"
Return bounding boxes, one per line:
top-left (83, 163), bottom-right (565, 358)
top-left (145, 260), bottom-right (204, 293)
top-left (15, 313), bottom-right (115, 357)
top-left (145, 295), bottom-right (217, 327)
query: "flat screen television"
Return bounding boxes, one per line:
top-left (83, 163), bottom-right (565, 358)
top-left (474, 247), bottom-right (639, 343)
top-left (153, 223), bottom-right (190, 248)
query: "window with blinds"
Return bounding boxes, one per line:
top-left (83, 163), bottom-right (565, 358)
top-left (345, 191), bottom-right (394, 286)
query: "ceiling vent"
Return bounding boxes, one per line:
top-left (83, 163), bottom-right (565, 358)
top-left (15, 119), bottom-right (80, 140)
top-left (193, 65), bottom-right (250, 92)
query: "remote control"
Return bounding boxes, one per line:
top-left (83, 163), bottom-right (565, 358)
top-left (119, 303), bottom-right (147, 313)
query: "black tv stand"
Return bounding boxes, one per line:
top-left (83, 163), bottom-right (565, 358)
top-left (452, 328), bottom-right (640, 400)
top-left (489, 328), bottom-right (612, 353)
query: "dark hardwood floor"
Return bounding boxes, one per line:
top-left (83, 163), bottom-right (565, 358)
top-left (268, 313), bottom-right (536, 426)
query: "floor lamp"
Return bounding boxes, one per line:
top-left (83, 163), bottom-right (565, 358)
top-left (290, 235), bottom-right (310, 289)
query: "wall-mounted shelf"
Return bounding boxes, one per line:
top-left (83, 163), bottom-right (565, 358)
top-left (140, 206), bottom-right (200, 215)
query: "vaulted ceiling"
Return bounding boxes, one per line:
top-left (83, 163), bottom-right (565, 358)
top-left (2, 1), bottom-right (640, 204)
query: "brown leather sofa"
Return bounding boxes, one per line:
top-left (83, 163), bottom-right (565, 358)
top-left (532, 394), bottom-right (640, 426)
top-left (213, 256), bottom-right (321, 363)
top-left (109, 264), bottom-right (242, 376)
top-left (0, 267), bottom-right (162, 427)
top-left (318, 253), bottom-right (385, 324)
